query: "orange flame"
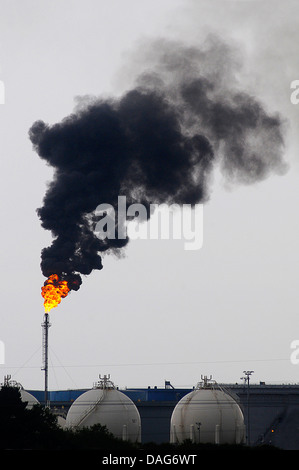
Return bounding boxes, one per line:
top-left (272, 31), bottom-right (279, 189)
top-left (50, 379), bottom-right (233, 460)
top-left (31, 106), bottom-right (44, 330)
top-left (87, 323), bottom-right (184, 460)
top-left (41, 274), bottom-right (70, 313)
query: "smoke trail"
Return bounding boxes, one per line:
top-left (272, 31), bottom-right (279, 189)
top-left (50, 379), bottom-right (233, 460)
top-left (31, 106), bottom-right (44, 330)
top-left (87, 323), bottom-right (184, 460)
top-left (29, 36), bottom-right (287, 291)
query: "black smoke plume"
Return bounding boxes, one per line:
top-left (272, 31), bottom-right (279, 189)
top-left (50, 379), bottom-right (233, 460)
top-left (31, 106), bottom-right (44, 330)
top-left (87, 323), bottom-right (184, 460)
top-left (29, 36), bottom-right (287, 291)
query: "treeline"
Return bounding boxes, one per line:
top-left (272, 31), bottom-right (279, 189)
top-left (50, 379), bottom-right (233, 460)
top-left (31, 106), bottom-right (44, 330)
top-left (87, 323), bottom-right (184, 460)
top-left (0, 386), bottom-right (279, 451)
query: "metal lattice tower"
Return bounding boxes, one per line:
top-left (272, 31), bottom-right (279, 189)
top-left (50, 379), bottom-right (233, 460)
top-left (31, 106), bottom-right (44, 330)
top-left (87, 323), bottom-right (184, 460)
top-left (41, 313), bottom-right (51, 407)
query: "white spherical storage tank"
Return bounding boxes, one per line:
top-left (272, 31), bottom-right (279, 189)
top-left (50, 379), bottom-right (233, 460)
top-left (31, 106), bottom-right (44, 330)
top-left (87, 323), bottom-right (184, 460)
top-left (170, 377), bottom-right (245, 445)
top-left (21, 389), bottom-right (40, 409)
top-left (57, 416), bottom-right (66, 429)
top-left (66, 375), bottom-right (141, 442)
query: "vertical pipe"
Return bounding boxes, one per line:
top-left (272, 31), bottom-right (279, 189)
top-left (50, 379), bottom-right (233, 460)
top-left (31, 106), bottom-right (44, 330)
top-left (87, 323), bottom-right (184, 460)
top-left (242, 371), bottom-right (254, 445)
top-left (42, 313), bottom-right (51, 407)
top-left (246, 377), bottom-right (250, 445)
top-left (44, 313), bottom-right (49, 406)
top-left (215, 424), bottom-right (220, 444)
top-left (189, 424), bottom-right (195, 443)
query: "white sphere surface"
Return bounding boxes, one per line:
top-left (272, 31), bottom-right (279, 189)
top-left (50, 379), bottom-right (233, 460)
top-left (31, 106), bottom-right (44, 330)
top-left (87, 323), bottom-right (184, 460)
top-left (170, 388), bottom-right (245, 445)
top-left (66, 388), bottom-right (141, 442)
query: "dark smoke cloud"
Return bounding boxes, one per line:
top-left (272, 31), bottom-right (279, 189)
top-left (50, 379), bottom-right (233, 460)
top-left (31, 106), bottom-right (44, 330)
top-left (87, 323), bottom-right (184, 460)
top-left (29, 35), bottom-right (288, 290)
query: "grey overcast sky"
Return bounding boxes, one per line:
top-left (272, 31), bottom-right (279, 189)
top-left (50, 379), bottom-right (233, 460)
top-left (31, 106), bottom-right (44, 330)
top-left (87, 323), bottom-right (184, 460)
top-left (0, 0), bottom-right (298, 392)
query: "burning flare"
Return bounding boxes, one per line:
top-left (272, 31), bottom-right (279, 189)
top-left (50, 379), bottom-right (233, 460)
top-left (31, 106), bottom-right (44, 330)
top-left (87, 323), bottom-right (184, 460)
top-left (41, 274), bottom-right (70, 313)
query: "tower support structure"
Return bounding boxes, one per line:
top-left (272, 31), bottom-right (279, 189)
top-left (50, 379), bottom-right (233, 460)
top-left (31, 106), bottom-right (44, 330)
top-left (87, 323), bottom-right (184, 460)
top-left (41, 313), bottom-right (51, 407)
